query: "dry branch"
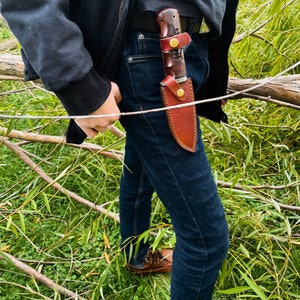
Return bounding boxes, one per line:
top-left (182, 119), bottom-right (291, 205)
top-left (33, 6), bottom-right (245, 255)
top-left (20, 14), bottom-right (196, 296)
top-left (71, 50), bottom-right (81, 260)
top-left (0, 53), bottom-right (300, 108)
top-left (0, 38), bottom-right (18, 52)
top-left (0, 252), bottom-right (87, 300)
top-left (0, 126), bottom-right (124, 160)
top-left (0, 53), bottom-right (23, 77)
top-left (1, 137), bottom-right (120, 223)
top-left (228, 75), bottom-right (300, 107)
top-left (218, 180), bottom-right (300, 212)
top-left (2, 131), bottom-right (300, 212)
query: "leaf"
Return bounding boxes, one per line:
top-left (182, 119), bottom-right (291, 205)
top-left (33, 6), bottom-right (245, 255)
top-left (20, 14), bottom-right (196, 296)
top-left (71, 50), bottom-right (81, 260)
top-left (42, 193), bottom-right (51, 213)
top-left (81, 165), bottom-right (93, 177)
top-left (103, 231), bottom-right (111, 249)
top-left (239, 270), bottom-right (268, 300)
top-left (104, 251), bottom-right (111, 265)
top-left (245, 141), bottom-right (254, 166)
top-left (218, 286), bottom-right (251, 294)
top-left (18, 212), bottom-right (26, 232)
top-left (81, 229), bottom-right (91, 246)
top-left (221, 122), bottom-right (232, 145)
top-left (269, 0), bottom-right (281, 15)
top-left (239, 243), bottom-right (250, 258)
top-left (0, 245), bottom-right (10, 252)
top-left (0, 251), bottom-right (14, 265)
top-left (6, 215), bottom-right (12, 231)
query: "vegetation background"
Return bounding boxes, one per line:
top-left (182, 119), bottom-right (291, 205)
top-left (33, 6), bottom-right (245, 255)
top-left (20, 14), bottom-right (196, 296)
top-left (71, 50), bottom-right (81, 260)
top-left (0, 0), bottom-right (299, 299)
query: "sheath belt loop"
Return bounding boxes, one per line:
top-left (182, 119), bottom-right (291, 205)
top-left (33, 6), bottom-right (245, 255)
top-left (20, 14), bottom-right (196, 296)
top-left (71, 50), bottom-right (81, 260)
top-left (161, 75), bottom-right (188, 101)
top-left (160, 32), bottom-right (191, 52)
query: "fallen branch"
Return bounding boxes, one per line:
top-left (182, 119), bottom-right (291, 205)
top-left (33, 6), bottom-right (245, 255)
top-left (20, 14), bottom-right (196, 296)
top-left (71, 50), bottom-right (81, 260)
top-left (0, 53), bottom-right (299, 108)
top-left (228, 75), bottom-right (300, 107)
top-left (0, 252), bottom-right (87, 300)
top-left (0, 38), bottom-right (18, 52)
top-left (0, 126), bottom-right (124, 161)
top-left (0, 53), bottom-right (23, 77)
top-left (1, 126), bottom-right (299, 212)
top-left (1, 137), bottom-right (120, 223)
top-left (218, 180), bottom-right (300, 212)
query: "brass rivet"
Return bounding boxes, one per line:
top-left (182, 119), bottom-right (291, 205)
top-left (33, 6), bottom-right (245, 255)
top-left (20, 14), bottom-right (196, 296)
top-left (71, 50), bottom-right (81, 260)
top-left (170, 38), bottom-right (179, 48)
top-left (177, 88), bottom-right (185, 97)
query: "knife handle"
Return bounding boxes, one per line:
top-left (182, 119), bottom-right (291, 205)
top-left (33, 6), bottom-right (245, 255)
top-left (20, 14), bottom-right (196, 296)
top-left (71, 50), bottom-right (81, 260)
top-left (157, 8), bottom-right (182, 38)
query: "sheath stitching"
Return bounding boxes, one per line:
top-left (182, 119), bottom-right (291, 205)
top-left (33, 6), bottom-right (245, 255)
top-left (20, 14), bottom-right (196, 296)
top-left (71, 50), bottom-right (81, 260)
top-left (161, 79), bottom-right (197, 152)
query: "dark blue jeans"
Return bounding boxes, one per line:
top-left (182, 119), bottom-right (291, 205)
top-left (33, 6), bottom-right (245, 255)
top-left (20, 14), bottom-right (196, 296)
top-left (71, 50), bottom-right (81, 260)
top-left (117, 30), bottom-right (229, 300)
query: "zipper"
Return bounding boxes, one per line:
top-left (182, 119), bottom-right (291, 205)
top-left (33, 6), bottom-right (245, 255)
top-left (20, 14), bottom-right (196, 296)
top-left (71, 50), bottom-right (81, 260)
top-left (99, 0), bottom-right (127, 73)
top-left (119, 0), bottom-right (126, 20)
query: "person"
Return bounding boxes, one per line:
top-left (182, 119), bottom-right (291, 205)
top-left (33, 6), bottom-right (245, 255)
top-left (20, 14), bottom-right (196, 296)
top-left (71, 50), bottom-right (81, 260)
top-left (0, 0), bottom-right (238, 299)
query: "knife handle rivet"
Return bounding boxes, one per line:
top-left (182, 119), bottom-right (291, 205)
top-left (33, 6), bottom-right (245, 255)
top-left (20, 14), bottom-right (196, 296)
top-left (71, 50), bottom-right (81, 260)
top-left (177, 88), bottom-right (185, 97)
top-left (170, 38), bottom-right (179, 48)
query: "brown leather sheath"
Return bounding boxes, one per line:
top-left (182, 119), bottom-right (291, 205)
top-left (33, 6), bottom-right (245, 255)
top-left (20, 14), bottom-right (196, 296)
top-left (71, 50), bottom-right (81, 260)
top-left (160, 75), bottom-right (197, 152)
top-left (157, 8), bottom-right (197, 152)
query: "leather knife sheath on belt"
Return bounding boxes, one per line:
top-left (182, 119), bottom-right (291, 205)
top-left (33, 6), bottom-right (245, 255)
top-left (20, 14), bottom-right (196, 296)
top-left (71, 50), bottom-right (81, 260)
top-left (157, 8), bottom-right (197, 152)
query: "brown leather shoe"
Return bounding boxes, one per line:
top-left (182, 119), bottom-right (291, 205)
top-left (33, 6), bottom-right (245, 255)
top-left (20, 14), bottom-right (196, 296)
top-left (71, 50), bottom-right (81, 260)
top-left (126, 249), bottom-right (173, 274)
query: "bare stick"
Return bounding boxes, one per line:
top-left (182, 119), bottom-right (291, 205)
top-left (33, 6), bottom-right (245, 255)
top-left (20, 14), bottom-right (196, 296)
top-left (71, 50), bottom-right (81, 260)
top-left (0, 280), bottom-right (51, 300)
top-left (228, 75), bottom-right (300, 107)
top-left (217, 180), bottom-right (300, 212)
top-left (1, 128), bottom-right (299, 211)
top-left (1, 52), bottom-right (300, 108)
top-left (0, 126), bottom-right (123, 160)
top-left (0, 38), bottom-right (18, 51)
top-left (108, 125), bottom-right (126, 138)
top-left (1, 137), bottom-right (120, 223)
top-left (0, 53), bottom-right (24, 77)
top-left (0, 252), bottom-right (87, 300)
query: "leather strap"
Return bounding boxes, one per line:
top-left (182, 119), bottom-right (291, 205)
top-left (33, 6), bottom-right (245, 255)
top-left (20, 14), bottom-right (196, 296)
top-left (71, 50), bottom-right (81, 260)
top-left (160, 32), bottom-right (191, 52)
top-left (161, 75), bottom-right (188, 101)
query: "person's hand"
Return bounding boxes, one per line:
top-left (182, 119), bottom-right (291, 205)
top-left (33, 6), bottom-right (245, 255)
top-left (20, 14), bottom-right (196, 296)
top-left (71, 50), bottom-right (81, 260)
top-left (75, 82), bottom-right (122, 138)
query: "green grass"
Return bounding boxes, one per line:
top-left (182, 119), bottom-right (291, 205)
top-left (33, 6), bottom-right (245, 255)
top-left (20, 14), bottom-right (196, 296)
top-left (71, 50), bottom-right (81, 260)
top-left (1, 0), bottom-right (300, 299)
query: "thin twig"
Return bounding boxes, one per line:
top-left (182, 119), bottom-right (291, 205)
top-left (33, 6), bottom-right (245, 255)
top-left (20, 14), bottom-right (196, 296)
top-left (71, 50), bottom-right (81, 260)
top-left (217, 181), bottom-right (300, 212)
top-left (0, 252), bottom-right (87, 300)
top-left (0, 86), bottom-right (36, 96)
top-left (0, 280), bottom-right (51, 300)
top-left (217, 180), bottom-right (300, 191)
top-left (228, 90), bottom-right (300, 110)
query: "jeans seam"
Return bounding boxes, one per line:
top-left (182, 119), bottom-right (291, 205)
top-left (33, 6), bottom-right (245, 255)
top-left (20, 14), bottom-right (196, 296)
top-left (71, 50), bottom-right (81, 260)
top-left (124, 45), bottom-right (138, 102)
top-left (133, 168), bottom-right (147, 237)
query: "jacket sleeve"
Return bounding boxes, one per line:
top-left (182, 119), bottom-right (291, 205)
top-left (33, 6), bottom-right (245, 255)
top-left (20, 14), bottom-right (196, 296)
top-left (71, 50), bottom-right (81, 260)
top-left (0, 0), bottom-right (111, 116)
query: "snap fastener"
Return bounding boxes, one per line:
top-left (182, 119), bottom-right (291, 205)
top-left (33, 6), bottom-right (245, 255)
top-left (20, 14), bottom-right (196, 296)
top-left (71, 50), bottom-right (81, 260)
top-left (138, 33), bottom-right (144, 40)
top-left (170, 38), bottom-right (179, 48)
top-left (176, 88), bottom-right (185, 97)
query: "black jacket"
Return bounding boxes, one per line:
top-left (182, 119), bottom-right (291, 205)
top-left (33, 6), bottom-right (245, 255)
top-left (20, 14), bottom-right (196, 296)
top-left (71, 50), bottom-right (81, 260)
top-left (0, 0), bottom-right (238, 141)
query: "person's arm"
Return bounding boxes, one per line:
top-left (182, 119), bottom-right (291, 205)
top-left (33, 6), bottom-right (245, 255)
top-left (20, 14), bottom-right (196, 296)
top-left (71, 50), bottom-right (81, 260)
top-left (0, 0), bottom-right (120, 138)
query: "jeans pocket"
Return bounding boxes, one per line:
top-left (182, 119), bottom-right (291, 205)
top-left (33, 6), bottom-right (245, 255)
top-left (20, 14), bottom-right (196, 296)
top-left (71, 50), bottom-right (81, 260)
top-left (126, 53), bottom-right (165, 110)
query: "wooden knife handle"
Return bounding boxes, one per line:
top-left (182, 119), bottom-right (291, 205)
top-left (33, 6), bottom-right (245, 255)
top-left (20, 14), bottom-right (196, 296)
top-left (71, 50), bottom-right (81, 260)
top-left (157, 8), bottom-right (182, 38)
top-left (157, 8), bottom-right (187, 79)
